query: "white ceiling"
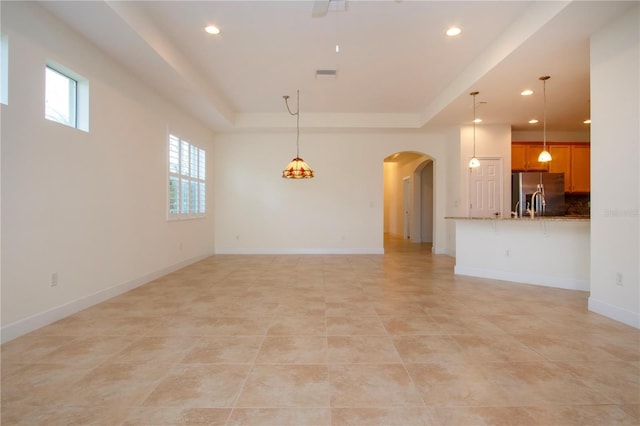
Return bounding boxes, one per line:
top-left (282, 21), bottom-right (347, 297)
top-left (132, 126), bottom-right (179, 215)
top-left (38, 0), bottom-right (634, 133)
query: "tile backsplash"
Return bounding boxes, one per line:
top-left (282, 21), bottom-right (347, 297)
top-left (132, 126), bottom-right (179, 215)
top-left (565, 193), bottom-right (590, 216)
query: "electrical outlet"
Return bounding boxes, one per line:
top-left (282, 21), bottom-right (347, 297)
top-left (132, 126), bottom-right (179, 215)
top-left (51, 272), bottom-right (58, 287)
top-left (615, 272), bottom-right (623, 286)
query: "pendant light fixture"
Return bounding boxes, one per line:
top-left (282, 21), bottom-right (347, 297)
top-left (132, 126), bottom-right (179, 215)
top-left (538, 75), bottom-right (552, 162)
top-left (282, 90), bottom-right (314, 179)
top-left (468, 91), bottom-right (480, 168)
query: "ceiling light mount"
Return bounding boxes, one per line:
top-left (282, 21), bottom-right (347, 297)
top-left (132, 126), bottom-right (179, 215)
top-left (282, 90), bottom-right (314, 179)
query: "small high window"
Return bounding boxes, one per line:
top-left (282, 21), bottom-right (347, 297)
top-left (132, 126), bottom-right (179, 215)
top-left (168, 134), bottom-right (206, 219)
top-left (44, 63), bottom-right (89, 131)
top-left (0, 33), bottom-right (8, 105)
top-left (45, 65), bottom-right (77, 127)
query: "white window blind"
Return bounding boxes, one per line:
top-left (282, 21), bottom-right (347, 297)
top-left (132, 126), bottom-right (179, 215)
top-left (169, 134), bottom-right (206, 218)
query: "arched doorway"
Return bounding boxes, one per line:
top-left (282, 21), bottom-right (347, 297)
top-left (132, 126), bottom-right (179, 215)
top-left (383, 152), bottom-right (434, 247)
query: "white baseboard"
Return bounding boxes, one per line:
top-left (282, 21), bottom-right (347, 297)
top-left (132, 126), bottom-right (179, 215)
top-left (454, 266), bottom-right (590, 291)
top-left (588, 297), bottom-right (640, 329)
top-left (214, 248), bottom-right (384, 255)
top-left (1, 254), bottom-right (211, 344)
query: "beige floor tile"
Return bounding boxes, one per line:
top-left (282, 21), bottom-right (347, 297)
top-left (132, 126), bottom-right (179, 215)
top-left (13, 404), bottom-right (133, 426)
top-left (479, 361), bottom-right (610, 406)
top-left (60, 362), bottom-right (171, 407)
top-left (1, 363), bottom-right (94, 406)
top-left (122, 407), bottom-right (231, 425)
top-left (255, 336), bottom-right (327, 364)
top-left (326, 316), bottom-right (388, 336)
top-left (450, 334), bottom-right (547, 363)
top-left (142, 364), bottom-right (250, 408)
top-left (523, 404), bottom-right (639, 425)
top-left (554, 360), bottom-right (640, 404)
top-left (405, 361), bottom-right (508, 407)
top-left (181, 336), bottom-right (265, 364)
top-left (267, 315), bottom-right (326, 336)
top-left (227, 408), bottom-right (331, 425)
top-left (392, 335), bottom-right (468, 364)
top-left (379, 314), bottom-right (445, 335)
top-left (327, 336), bottom-right (402, 363)
top-left (329, 364), bottom-right (424, 407)
top-left (331, 407), bottom-right (434, 426)
top-left (620, 404), bottom-right (640, 421)
top-left (429, 406), bottom-right (540, 425)
top-left (235, 364), bottom-right (330, 407)
top-left (512, 333), bottom-right (627, 362)
top-left (110, 336), bottom-right (198, 364)
top-left (1, 334), bottom-right (71, 364)
top-left (34, 335), bottom-right (139, 368)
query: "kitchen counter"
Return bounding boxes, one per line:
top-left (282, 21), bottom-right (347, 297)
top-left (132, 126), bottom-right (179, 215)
top-left (446, 215), bottom-right (590, 222)
top-left (448, 217), bottom-right (590, 291)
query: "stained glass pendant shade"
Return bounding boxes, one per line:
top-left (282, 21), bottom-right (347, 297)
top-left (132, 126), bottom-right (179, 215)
top-left (282, 90), bottom-right (314, 179)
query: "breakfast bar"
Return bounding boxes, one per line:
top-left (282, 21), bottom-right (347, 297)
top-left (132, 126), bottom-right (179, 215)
top-left (446, 216), bottom-right (590, 291)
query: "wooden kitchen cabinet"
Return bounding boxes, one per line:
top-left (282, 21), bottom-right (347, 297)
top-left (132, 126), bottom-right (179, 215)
top-left (549, 145), bottom-right (572, 192)
top-left (511, 143), bottom-right (549, 171)
top-left (570, 144), bottom-right (590, 192)
top-left (515, 142), bottom-right (590, 193)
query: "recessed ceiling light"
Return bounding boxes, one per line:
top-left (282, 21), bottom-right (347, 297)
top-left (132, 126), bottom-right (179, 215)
top-left (521, 89), bottom-right (534, 96)
top-left (529, 119), bottom-right (539, 124)
top-left (473, 118), bottom-right (482, 123)
top-left (446, 27), bottom-right (462, 37)
top-left (205, 25), bottom-right (220, 35)
top-left (584, 119), bottom-right (591, 124)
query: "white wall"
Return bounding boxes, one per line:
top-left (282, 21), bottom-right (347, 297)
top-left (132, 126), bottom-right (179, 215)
top-left (512, 130), bottom-right (591, 143)
top-left (588, 5), bottom-right (639, 328)
top-left (383, 162), bottom-right (399, 235)
top-left (213, 131), bottom-right (451, 254)
top-left (1, 2), bottom-right (216, 341)
top-left (455, 219), bottom-right (590, 291)
top-left (458, 124), bottom-right (513, 217)
top-left (421, 162), bottom-right (434, 243)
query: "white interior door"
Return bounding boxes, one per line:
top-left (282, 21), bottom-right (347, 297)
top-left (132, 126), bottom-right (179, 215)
top-left (469, 158), bottom-right (502, 218)
top-left (403, 177), bottom-right (410, 239)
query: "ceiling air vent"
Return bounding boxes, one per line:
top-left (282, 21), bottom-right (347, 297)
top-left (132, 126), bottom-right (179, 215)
top-left (315, 69), bottom-right (338, 80)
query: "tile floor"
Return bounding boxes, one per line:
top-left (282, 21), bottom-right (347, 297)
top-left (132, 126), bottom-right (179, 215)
top-left (2, 236), bottom-right (639, 425)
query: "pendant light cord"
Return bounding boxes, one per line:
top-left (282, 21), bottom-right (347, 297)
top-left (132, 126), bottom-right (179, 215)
top-left (540, 75), bottom-right (550, 151)
top-left (284, 90), bottom-right (300, 158)
top-left (473, 96), bottom-right (476, 157)
top-left (470, 91), bottom-right (479, 157)
top-left (543, 79), bottom-right (547, 148)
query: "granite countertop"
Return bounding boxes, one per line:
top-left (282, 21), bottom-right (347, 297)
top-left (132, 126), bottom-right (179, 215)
top-left (445, 215), bottom-right (590, 222)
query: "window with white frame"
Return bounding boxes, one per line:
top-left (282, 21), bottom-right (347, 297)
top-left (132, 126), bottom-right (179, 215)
top-left (0, 33), bottom-right (8, 105)
top-left (44, 63), bottom-right (89, 131)
top-left (45, 65), bottom-right (77, 127)
top-left (168, 134), bottom-right (206, 218)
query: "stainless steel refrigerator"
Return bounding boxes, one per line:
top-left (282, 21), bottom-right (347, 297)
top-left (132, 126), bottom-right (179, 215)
top-left (511, 172), bottom-right (565, 217)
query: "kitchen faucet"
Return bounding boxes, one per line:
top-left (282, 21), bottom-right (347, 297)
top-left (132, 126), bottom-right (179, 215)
top-left (527, 185), bottom-right (546, 218)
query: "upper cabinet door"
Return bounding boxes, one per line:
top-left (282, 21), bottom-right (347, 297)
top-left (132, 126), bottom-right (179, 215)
top-left (549, 145), bottom-right (571, 192)
top-left (571, 145), bottom-right (591, 193)
top-left (511, 143), bottom-right (550, 172)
